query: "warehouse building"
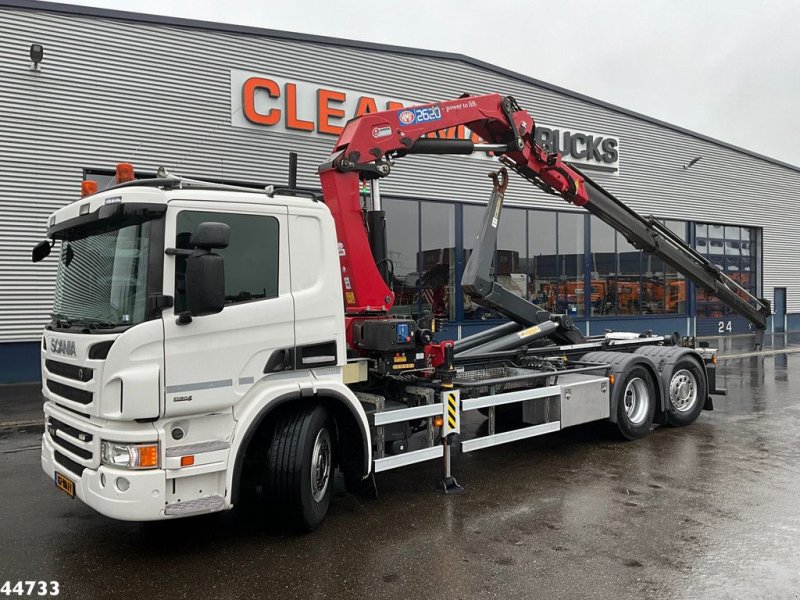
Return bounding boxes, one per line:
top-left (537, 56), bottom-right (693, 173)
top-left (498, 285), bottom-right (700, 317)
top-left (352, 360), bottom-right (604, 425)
top-left (2, 0), bottom-right (799, 383)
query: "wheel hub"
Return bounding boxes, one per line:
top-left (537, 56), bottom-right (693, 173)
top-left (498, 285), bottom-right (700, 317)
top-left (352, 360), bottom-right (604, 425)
top-left (670, 369), bottom-right (697, 412)
top-left (310, 428), bottom-right (332, 503)
top-left (623, 377), bottom-right (650, 425)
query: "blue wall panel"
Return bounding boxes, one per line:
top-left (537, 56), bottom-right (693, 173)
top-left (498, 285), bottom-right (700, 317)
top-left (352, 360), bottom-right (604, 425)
top-left (0, 342), bottom-right (41, 384)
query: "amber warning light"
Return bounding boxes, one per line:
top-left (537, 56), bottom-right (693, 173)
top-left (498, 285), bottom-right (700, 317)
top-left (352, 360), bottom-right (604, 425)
top-left (81, 180), bottom-right (98, 197)
top-left (116, 162), bottom-right (135, 183)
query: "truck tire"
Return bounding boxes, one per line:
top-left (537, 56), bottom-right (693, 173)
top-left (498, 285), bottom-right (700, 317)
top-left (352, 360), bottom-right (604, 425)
top-left (664, 358), bottom-right (706, 427)
top-left (264, 405), bottom-right (334, 532)
top-left (615, 366), bottom-right (656, 440)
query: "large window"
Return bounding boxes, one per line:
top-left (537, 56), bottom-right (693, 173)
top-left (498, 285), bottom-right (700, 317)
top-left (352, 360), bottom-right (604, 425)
top-left (528, 211), bottom-right (558, 311)
top-left (557, 213), bottom-right (585, 317)
top-left (384, 198), bottom-right (456, 321)
top-left (589, 217), bottom-right (687, 316)
top-left (384, 198), bottom-right (419, 318)
top-left (694, 222), bottom-right (758, 317)
top-left (421, 201), bottom-right (456, 321)
top-left (174, 211), bottom-right (279, 312)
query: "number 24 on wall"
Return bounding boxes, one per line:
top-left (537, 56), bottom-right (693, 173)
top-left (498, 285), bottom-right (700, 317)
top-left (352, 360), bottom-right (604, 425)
top-left (718, 320), bottom-right (732, 333)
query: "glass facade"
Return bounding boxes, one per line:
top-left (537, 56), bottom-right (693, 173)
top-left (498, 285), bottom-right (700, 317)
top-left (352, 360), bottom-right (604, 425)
top-left (383, 196), bottom-right (759, 325)
top-left (694, 222), bottom-right (759, 318)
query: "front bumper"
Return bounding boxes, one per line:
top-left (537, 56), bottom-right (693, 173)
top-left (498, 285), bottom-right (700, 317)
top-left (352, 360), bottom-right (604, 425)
top-left (41, 433), bottom-right (168, 521)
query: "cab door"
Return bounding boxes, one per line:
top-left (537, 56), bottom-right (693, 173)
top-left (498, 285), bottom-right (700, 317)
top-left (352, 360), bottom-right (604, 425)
top-left (162, 200), bottom-right (294, 417)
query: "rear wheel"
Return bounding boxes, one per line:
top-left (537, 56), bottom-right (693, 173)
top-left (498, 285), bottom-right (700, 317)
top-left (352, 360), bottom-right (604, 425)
top-left (615, 366), bottom-right (656, 440)
top-left (263, 405), bottom-right (335, 532)
top-left (665, 358), bottom-right (706, 427)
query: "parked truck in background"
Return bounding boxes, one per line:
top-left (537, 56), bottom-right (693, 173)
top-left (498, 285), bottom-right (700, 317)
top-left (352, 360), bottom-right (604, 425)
top-left (32, 93), bottom-right (771, 531)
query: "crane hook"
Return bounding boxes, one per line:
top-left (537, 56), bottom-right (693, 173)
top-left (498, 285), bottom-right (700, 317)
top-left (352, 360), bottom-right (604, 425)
top-left (488, 167), bottom-right (509, 194)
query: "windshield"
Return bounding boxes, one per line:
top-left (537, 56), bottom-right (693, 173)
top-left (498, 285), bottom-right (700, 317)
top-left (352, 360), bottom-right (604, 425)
top-left (52, 221), bottom-right (152, 327)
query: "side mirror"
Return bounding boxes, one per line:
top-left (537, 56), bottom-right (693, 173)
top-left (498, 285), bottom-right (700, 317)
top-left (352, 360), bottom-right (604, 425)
top-left (190, 222), bottom-right (230, 250)
top-left (183, 222), bottom-right (229, 318)
top-left (32, 240), bottom-right (52, 263)
top-left (185, 251), bottom-right (225, 316)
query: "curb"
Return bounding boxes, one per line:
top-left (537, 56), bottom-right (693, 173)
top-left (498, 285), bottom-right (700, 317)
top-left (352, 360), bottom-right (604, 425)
top-left (0, 419), bottom-right (44, 431)
top-left (718, 347), bottom-right (800, 360)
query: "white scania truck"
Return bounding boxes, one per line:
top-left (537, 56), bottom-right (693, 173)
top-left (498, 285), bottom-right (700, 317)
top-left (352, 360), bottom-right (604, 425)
top-left (33, 94), bottom-right (768, 530)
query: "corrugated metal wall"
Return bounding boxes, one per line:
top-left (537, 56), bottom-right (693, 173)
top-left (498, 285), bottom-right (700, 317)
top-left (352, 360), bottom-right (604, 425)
top-left (2, 3), bottom-right (800, 342)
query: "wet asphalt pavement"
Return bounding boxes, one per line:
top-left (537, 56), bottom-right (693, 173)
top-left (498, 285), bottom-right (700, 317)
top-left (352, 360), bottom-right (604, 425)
top-left (2, 341), bottom-right (800, 599)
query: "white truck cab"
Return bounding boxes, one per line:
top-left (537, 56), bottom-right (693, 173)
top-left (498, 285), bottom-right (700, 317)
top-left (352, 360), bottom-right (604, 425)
top-left (39, 183), bottom-right (371, 529)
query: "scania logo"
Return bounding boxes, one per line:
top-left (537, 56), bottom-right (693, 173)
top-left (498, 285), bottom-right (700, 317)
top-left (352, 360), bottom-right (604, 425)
top-left (49, 338), bottom-right (76, 357)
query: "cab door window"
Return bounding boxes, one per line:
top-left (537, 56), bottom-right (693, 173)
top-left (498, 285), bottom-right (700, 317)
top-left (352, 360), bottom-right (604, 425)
top-left (174, 211), bottom-right (279, 312)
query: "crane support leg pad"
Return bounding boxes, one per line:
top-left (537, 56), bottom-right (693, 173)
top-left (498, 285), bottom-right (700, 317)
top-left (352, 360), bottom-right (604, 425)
top-left (435, 476), bottom-right (465, 495)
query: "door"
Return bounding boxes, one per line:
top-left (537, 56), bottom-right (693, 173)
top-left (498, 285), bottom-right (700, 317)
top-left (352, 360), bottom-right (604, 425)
top-left (162, 201), bottom-right (294, 417)
top-left (774, 287), bottom-right (786, 334)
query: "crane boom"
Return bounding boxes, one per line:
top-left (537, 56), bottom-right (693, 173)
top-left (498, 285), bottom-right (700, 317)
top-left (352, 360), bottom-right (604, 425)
top-left (318, 92), bottom-right (770, 350)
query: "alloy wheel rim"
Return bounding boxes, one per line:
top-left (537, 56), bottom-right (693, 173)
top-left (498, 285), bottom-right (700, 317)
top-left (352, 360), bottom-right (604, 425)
top-left (310, 428), bottom-right (332, 503)
top-left (669, 369), bottom-right (697, 412)
top-left (623, 377), bottom-right (650, 425)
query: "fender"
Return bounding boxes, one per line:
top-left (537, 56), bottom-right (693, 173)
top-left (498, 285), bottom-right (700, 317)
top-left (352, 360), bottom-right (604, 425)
top-left (634, 345), bottom-right (711, 410)
top-left (580, 351), bottom-right (661, 424)
top-left (226, 374), bottom-right (371, 507)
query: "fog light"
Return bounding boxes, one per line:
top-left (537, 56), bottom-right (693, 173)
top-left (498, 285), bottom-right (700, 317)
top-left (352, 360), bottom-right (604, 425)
top-left (115, 477), bottom-right (130, 492)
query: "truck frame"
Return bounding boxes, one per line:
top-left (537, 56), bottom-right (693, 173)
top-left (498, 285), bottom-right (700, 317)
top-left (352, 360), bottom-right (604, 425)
top-left (32, 93), bottom-right (764, 531)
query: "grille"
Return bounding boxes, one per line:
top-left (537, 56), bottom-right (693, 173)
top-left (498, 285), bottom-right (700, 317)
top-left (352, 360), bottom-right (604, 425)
top-left (49, 416), bottom-right (95, 476)
top-left (54, 451), bottom-right (86, 477)
top-left (49, 417), bottom-right (93, 442)
top-left (50, 434), bottom-right (92, 461)
top-left (45, 359), bottom-right (93, 382)
top-left (46, 380), bottom-right (92, 405)
top-left (54, 403), bottom-right (90, 419)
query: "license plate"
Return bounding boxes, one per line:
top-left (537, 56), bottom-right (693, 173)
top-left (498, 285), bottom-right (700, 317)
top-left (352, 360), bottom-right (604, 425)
top-left (54, 471), bottom-right (75, 498)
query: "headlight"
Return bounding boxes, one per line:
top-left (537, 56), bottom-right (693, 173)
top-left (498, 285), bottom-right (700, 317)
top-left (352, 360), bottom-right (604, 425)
top-left (100, 441), bottom-right (159, 469)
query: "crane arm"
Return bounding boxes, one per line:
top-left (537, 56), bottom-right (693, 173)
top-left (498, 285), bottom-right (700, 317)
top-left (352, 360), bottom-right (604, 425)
top-left (318, 92), bottom-right (770, 350)
top-left (318, 93), bottom-right (588, 316)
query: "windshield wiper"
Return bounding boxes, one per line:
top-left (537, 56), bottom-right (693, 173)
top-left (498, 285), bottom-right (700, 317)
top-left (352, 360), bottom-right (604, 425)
top-left (50, 313), bottom-right (72, 328)
top-left (72, 317), bottom-right (122, 329)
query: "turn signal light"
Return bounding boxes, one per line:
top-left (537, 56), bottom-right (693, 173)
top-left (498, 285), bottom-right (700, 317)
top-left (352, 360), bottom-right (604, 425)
top-left (116, 162), bottom-right (135, 183)
top-left (433, 416), bottom-right (444, 428)
top-left (608, 374), bottom-right (616, 385)
top-left (712, 355), bottom-right (717, 365)
top-left (81, 180), bottom-right (98, 197)
top-left (136, 445), bottom-right (159, 469)
top-left (181, 455), bottom-right (195, 467)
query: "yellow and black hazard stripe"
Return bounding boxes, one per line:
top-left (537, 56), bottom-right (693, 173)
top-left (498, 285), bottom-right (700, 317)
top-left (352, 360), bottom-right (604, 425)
top-left (444, 391), bottom-right (460, 434)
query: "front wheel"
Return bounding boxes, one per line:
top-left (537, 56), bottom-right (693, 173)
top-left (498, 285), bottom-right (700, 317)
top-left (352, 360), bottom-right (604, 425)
top-left (263, 405), bottom-right (335, 532)
top-left (615, 366), bottom-right (656, 440)
top-left (665, 358), bottom-right (706, 427)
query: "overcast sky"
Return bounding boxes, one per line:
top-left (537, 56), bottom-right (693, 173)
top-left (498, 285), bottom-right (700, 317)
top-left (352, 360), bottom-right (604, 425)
top-left (49, 0), bottom-right (800, 167)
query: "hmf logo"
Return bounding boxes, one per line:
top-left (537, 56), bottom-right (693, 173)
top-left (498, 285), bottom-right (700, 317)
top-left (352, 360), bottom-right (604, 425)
top-left (49, 338), bottom-right (76, 357)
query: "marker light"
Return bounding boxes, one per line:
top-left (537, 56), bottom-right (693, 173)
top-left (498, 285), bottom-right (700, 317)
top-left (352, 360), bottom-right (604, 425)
top-left (609, 374), bottom-right (616, 386)
top-left (81, 180), bottom-right (98, 197)
top-left (115, 162), bottom-right (135, 183)
top-left (433, 416), bottom-right (444, 428)
top-left (180, 455), bottom-right (195, 467)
